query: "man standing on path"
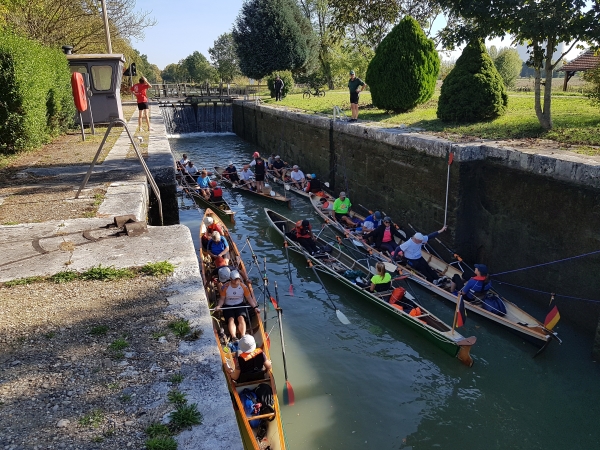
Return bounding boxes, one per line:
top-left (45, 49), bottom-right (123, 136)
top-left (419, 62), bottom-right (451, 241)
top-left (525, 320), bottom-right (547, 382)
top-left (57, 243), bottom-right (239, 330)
top-left (131, 77), bottom-right (153, 132)
top-left (348, 70), bottom-right (366, 122)
top-left (274, 75), bottom-right (284, 101)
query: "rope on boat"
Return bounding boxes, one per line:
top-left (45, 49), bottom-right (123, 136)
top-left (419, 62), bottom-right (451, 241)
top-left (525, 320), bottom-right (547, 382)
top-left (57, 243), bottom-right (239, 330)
top-left (495, 280), bottom-right (600, 304)
top-left (491, 249), bottom-right (600, 277)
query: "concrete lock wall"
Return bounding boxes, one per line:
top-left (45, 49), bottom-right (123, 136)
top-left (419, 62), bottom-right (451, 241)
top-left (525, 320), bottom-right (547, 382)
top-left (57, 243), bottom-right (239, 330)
top-left (233, 101), bottom-right (600, 350)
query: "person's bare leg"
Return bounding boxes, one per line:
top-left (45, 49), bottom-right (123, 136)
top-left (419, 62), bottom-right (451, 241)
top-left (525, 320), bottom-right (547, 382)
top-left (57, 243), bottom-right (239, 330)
top-left (237, 315), bottom-right (247, 337)
top-left (227, 317), bottom-right (236, 339)
top-left (351, 103), bottom-right (358, 119)
top-left (137, 110), bottom-right (143, 131)
top-left (144, 110), bottom-right (151, 131)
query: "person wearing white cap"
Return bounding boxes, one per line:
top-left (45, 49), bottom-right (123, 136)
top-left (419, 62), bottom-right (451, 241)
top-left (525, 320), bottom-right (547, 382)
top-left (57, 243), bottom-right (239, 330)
top-left (289, 165), bottom-right (306, 189)
top-left (227, 334), bottom-right (272, 382)
top-left (238, 164), bottom-right (255, 189)
top-left (207, 230), bottom-right (230, 265)
top-left (223, 161), bottom-right (239, 183)
top-left (216, 270), bottom-right (260, 340)
top-left (270, 155), bottom-right (287, 179)
top-left (201, 216), bottom-right (224, 250)
top-left (392, 225), bottom-right (447, 283)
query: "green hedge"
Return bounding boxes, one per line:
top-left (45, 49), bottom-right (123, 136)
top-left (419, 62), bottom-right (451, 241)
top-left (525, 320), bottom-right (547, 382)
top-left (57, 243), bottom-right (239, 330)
top-left (0, 32), bottom-right (75, 154)
top-left (266, 71), bottom-right (294, 98)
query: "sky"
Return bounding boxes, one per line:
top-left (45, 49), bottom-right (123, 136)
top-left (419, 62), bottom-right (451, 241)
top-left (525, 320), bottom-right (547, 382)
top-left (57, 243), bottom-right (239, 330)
top-left (132, 0), bottom-right (584, 70)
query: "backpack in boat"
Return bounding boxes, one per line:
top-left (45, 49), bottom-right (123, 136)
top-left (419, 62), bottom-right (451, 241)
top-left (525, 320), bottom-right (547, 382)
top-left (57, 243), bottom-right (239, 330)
top-left (240, 388), bottom-right (262, 428)
top-left (254, 383), bottom-right (275, 419)
top-left (319, 244), bottom-right (334, 254)
top-left (342, 270), bottom-right (364, 281)
top-left (481, 293), bottom-right (507, 317)
top-left (211, 187), bottom-right (223, 199)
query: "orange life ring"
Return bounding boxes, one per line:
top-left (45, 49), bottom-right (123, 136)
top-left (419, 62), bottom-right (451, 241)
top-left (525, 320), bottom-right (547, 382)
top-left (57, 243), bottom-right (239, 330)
top-left (71, 72), bottom-right (88, 112)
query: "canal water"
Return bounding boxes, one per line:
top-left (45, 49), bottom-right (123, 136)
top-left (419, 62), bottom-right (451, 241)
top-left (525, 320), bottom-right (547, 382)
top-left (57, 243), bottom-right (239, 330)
top-left (170, 133), bottom-right (600, 450)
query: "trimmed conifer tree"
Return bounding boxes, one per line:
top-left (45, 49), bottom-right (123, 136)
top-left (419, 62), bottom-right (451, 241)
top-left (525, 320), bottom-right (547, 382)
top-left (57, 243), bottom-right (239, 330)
top-left (365, 16), bottom-right (440, 112)
top-left (437, 39), bottom-right (508, 122)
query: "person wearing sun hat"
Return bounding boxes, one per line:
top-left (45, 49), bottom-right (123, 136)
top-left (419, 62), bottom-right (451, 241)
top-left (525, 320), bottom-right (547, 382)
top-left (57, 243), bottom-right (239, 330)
top-left (227, 334), bottom-right (272, 382)
top-left (392, 225), bottom-right (448, 283)
top-left (348, 70), bottom-right (367, 122)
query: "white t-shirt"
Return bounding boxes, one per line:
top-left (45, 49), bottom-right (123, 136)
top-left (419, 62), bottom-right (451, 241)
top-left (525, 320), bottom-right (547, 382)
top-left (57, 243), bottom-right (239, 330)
top-left (179, 158), bottom-right (189, 166)
top-left (240, 169), bottom-right (254, 181)
top-left (187, 165), bottom-right (199, 175)
top-left (290, 170), bottom-right (305, 182)
top-left (399, 236), bottom-right (428, 260)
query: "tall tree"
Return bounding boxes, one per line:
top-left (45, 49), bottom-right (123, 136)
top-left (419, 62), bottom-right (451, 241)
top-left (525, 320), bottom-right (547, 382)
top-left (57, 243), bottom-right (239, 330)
top-left (161, 63), bottom-right (184, 83)
top-left (493, 48), bottom-right (522, 89)
top-left (437, 0), bottom-right (600, 130)
top-left (232, 0), bottom-right (317, 80)
top-left (208, 33), bottom-right (240, 83)
top-left (181, 51), bottom-right (216, 83)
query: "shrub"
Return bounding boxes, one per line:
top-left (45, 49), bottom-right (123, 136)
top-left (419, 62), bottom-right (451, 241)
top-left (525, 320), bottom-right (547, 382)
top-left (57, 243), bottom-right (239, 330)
top-left (266, 71), bottom-right (294, 98)
top-left (437, 39), bottom-right (508, 122)
top-left (493, 48), bottom-right (523, 89)
top-left (365, 16), bottom-right (439, 112)
top-left (583, 65), bottom-right (600, 107)
top-left (0, 32), bottom-right (75, 154)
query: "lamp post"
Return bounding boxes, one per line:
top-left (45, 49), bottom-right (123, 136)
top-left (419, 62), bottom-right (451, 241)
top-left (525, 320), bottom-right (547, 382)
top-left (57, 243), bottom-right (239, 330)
top-left (100, 0), bottom-right (112, 54)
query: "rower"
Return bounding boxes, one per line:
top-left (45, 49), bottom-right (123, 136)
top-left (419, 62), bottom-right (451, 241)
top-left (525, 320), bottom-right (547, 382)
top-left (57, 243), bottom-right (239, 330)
top-left (197, 170), bottom-right (211, 199)
top-left (179, 153), bottom-right (189, 166)
top-left (304, 173), bottom-right (322, 193)
top-left (238, 165), bottom-right (255, 189)
top-left (460, 264), bottom-right (492, 301)
top-left (392, 226), bottom-right (447, 283)
top-left (365, 216), bottom-right (404, 254)
top-left (223, 161), bottom-right (240, 183)
top-left (186, 161), bottom-right (199, 184)
top-left (332, 192), bottom-right (357, 228)
top-left (201, 216), bottom-right (224, 249)
top-left (289, 165), bottom-right (306, 189)
top-left (215, 270), bottom-right (260, 340)
top-left (249, 151), bottom-right (266, 192)
top-left (294, 219), bottom-right (320, 255)
top-left (361, 211), bottom-right (383, 234)
top-left (207, 231), bottom-right (230, 264)
top-left (228, 334), bottom-right (272, 383)
top-left (271, 155), bottom-right (286, 179)
top-left (370, 262), bottom-right (392, 292)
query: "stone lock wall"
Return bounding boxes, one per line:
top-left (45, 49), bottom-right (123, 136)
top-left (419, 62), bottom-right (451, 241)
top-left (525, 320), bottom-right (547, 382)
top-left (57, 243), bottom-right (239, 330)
top-left (233, 101), bottom-right (600, 354)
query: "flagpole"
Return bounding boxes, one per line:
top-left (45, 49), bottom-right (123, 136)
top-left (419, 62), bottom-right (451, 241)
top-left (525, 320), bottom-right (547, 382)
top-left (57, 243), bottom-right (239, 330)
top-left (444, 152), bottom-right (453, 227)
top-left (451, 293), bottom-right (462, 335)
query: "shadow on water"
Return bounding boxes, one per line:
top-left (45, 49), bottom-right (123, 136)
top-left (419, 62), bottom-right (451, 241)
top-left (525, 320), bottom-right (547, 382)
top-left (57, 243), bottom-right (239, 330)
top-left (171, 133), bottom-right (600, 450)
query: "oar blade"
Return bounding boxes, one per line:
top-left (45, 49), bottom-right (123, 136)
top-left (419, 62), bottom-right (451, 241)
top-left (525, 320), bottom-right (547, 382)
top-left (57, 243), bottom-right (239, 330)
top-left (288, 284), bottom-right (294, 296)
top-left (266, 332), bottom-right (271, 349)
top-left (336, 309), bottom-right (351, 325)
top-left (284, 380), bottom-right (295, 406)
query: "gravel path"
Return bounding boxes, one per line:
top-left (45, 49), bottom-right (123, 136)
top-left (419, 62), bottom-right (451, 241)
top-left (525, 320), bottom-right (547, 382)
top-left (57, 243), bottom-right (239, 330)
top-left (0, 276), bottom-right (186, 450)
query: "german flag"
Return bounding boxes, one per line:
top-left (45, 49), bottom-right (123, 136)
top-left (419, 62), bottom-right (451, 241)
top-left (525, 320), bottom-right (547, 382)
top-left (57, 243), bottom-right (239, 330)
top-left (455, 295), bottom-right (466, 327)
top-left (544, 306), bottom-right (560, 330)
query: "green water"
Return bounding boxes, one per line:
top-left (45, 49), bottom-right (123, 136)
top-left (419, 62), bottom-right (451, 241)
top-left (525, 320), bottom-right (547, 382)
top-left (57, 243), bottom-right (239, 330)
top-left (171, 133), bottom-right (600, 450)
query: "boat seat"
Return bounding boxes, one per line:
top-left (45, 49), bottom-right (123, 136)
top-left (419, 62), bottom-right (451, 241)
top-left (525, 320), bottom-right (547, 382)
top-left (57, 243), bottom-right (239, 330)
top-left (412, 314), bottom-right (429, 319)
top-left (233, 376), bottom-right (271, 388)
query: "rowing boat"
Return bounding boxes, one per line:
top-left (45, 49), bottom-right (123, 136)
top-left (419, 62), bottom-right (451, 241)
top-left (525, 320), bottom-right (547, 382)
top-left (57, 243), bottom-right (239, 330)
top-left (214, 166), bottom-right (292, 208)
top-left (199, 208), bottom-right (287, 450)
top-left (180, 177), bottom-right (236, 224)
top-left (264, 208), bottom-right (477, 367)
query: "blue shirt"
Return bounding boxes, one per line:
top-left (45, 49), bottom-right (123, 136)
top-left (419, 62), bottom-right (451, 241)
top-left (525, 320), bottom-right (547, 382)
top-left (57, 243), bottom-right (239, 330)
top-left (198, 176), bottom-right (210, 189)
top-left (208, 237), bottom-right (229, 255)
top-left (460, 277), bottom-right (492, 299)
top-left (363, 214), bottom-right (382, 229)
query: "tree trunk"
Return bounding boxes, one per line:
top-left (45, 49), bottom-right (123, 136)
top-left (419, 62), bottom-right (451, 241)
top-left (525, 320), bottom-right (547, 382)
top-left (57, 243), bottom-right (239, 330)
top-left (533, 42), bottom-right (544, 126)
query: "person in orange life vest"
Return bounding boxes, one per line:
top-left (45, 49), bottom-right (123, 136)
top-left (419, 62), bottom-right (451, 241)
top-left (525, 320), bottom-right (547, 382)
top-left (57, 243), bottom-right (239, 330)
top-left (227, 334), bottom-right (272, 382)
top-left (201, 216), bottom-right (224, 249)
top-left (295, 219), bottom-right (320, 255)
top-left (131, 77), bottom-right (152, 132)
top-left (249, 151), bottom-right (266, 192)
top-left (215, 270), bottom-right (260, 340)
top-left (365, 216), bottom-right (405, 254)
top-left (460, 264), bottom-right (492, 301)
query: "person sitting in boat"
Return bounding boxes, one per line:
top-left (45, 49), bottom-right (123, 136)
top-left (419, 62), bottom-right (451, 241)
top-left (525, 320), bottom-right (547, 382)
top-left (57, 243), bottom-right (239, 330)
top-left (223, 162), bottom-right (239, 183)
top-left (392, 227), bottom-right (447, 283)
top-left (370, 262), bottom-right (392, 292)
top-left (179, 154), bottom-right (189, 166)
top-left (228, 334), bottom-right (272, 383)
top-left (216, 271), bottom-right (260, 341)
top-left (249, 152), bottom-right (266, 192)
top-left (451, 272), bottom-right (469, 296)
top-left (267, 153), bottom-right (276, 166)
top-left (197, 170), bottom-right (211, 199)
top-left (365, 216), bottom-right (404, 254)
top-left (289, 165), bottom-right (306, 189)
top-left (460, 264), bottom-right (492, 301)
top-left (238, 165), bottom-right (255, 190)
top-left (212, 257), bottom-right (234, 287)
top-left (207, 231), bottom-right (230, 264)
top-left (304, 174), bottom-right (322, 193)
top-left (331, 192), bottom-right (357, 228)
top-left (202, 216), bottom-right (224, 245)
top-left (295, 219), bottom-right (321, 255)
top-left (362, 211), bottom-right (383, 234)
top-left (270, 155), bottom-right (287, 179)
top-left (175, 161), bottom-right (185, 183)
top-left (186, 161), bottom-right (199, 183)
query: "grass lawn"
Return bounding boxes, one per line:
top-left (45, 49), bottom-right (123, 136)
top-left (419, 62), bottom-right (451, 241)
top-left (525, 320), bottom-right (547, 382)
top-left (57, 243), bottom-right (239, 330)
top-left (262, 90), bottom-right (600, 151)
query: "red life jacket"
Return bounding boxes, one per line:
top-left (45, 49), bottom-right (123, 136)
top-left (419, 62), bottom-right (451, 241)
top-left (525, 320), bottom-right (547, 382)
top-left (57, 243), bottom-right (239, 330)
top-left (390, 287), bottom-right (406, 304)
top-left (239, 348), bottom-right (263, 361)
top-left (295, 220), bottom-right (312, 239)
top-left (212, 187), bottom-right (223, 199)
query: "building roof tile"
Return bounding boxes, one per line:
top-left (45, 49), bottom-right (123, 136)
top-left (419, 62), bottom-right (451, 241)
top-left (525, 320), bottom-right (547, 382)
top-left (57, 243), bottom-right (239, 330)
top-left (559, 50), bottom-right (600, 72)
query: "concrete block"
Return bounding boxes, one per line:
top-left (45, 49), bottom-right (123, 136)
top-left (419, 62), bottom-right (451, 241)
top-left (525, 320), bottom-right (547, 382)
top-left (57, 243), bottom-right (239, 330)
top-left (114, 214), bottom-right (137, 227)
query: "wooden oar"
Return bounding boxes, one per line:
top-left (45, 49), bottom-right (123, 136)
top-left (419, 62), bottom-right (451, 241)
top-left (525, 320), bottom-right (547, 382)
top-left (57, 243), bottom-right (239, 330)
top-left (272, 281), bottom-right (294, 405)
top-left (307, 260), bottom-right (350, 325)
top-left (284, 240), bottom-right (294, 296)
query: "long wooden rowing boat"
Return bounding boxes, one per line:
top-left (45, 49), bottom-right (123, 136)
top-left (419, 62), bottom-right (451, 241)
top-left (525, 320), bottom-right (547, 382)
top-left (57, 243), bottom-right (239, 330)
top-left (264, 208), bottom-right (477, 367)
top-left (180, 177), bottom-right (236, 224)
top-left (199, 208), bottom-right (286, 450)
top-left (214, 166), bottom-right (292, 208)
